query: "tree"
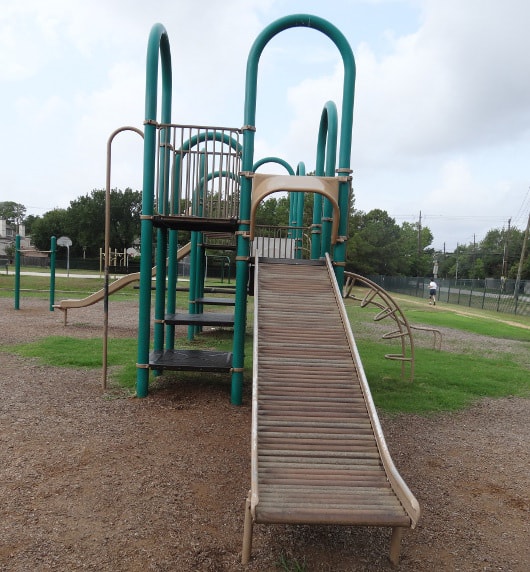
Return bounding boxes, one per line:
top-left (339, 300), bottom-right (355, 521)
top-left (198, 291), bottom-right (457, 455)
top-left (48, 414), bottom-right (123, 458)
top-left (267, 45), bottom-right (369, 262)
top-left (0, 201), bottom-right (26, 227)
top-left (398, 221), bottom-right (434, 276)
top-left (28, 189), bottom-right (142, 257)
top-left (24, 214), bottom-right (38, 235)
top-left (254, 195), bottom-right (291, 232)
top-left (347, 209), bottom-right (402, 275)
top-left (30, 209), bottom-right (69, 251)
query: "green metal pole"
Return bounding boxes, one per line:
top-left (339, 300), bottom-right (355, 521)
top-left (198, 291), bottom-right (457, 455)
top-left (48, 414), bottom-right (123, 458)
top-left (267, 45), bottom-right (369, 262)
top-left (187, 153), bottom-right (205, 340)
top-left (295, 162), bottom-right (306, 258)
top-left (252, 157), bottom-right (294, 175)
top-left (319, 101), bottom-right (338, 256)
top-left (49, 236), bottom-right (56, 311)
top-left (137, 23), bottom-right (172, 398)
top-left (14, 234), bottom-right (21, 310)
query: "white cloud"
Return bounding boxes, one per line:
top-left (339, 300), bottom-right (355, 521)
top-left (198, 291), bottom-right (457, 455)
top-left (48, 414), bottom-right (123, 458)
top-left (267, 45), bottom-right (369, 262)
top-left (1, 0), bottom-right (529, 251)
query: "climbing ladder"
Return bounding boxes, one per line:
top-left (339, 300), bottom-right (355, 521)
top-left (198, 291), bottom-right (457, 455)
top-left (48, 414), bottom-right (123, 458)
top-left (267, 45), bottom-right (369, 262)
top-left (242, 256), bottom-right (420, 565)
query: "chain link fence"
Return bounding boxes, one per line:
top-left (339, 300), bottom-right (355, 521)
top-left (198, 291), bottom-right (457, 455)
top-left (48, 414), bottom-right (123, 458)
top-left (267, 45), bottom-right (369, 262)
top-left (366, 275), bottom-right (530, 317)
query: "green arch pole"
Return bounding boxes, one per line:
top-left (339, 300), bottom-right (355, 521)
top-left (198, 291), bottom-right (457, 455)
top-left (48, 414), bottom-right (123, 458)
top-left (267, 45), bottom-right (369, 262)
top-left (295, 161), bottom-right (306, 258)
top-left (49, 236), bottom-right (57, 311)
top-left (253, 157), bottom-right (297, 240)
top-left (231, 13), bottom-right (356, 404)
top-left (317, 101), bottom-right (338, 256)
top-left (14, 234), bottom-right (21, 310)
top-left (253, 156), bottom-right (294, 175)
top-left (136, 23), bottom-right (172, 398)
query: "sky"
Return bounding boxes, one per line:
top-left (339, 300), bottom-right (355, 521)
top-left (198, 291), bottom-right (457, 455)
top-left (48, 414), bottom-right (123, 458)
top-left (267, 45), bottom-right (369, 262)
top-left (1, 0), bottom-right (530, 253)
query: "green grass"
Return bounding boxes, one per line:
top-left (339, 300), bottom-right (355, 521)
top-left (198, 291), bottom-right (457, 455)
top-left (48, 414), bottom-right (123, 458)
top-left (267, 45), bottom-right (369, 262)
top-left (7, 336), bottom-right (126, 367)
top-left (2, 289), bottom-right (529, 414)
top-left (344, 297), bottom-right (529, 413)
top-left (2, 330), bottom-right (243, 392)
top-left (355, 340), bottom-right (529, 414)
top-left (0, 273), bottom-right (113, 299)
top-left (276, 554), bottom-right (307, 572)
top-left (404, 308), bottom-right (530, 341)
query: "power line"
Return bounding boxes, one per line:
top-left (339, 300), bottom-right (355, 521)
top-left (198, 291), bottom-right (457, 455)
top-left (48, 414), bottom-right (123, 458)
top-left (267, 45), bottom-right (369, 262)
top-left (512, 187), bottom-right (530, 228)
top-left (390, 213), bottom-right (512, 221)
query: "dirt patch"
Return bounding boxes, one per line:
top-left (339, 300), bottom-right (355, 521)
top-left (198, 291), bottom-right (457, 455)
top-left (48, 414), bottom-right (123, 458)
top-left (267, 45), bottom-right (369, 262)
top-left (0, 298), bottom-right (528, 571)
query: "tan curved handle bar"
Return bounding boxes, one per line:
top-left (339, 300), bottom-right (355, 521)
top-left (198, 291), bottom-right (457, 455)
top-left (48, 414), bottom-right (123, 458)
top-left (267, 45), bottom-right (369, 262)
top-left (250, 173), bottom-right (341, 242)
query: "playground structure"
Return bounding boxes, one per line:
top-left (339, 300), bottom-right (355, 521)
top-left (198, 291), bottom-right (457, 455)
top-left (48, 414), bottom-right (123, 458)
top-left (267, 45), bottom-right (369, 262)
top-left (120, 13), bottom-right (421, 566)
top-left (135, 16), bottom-right (354, 405)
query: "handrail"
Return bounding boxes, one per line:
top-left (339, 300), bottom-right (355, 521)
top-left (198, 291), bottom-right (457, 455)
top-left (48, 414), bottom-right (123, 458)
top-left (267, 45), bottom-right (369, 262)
top-left (326, 255), bottom-right (421, 527)
top-left (249, 255), bottom-right (260, 516)
top-left (343, 271), bottom-right (416, 381)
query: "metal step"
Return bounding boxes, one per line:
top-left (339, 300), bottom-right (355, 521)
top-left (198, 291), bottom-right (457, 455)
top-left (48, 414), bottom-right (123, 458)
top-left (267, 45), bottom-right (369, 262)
top-left (195, 297), bottom-right (235, 306)
top-left (149, 349), bottom-right (232, 372)
top-left (164, 312), bottom-right (235, 326)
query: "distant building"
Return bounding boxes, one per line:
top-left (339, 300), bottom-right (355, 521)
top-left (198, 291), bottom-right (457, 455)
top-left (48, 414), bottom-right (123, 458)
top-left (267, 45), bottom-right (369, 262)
top-left (0, 219), bottom-right (44, 259)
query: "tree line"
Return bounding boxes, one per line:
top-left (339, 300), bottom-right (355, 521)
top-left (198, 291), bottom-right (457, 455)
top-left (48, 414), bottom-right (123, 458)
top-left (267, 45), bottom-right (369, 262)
top-left (1, 191), bottom-right (142, 258)
top-left (2, 193), bottom-right (528, 279)
top-left (434, 227), bottom-right (529, 280)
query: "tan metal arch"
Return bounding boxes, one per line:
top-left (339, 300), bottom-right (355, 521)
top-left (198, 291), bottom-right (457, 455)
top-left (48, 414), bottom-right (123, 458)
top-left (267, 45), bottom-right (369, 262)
top-left (249, 173), bottom-right (341, 242)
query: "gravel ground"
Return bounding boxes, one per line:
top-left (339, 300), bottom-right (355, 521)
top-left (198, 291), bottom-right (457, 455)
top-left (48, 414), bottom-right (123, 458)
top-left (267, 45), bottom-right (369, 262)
top-left (0, 297), bottom-right (528, 571)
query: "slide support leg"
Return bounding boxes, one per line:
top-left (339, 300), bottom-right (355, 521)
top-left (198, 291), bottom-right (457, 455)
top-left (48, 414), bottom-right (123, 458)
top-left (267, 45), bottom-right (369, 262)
top-left (242, 494), bottom-right (253, 565)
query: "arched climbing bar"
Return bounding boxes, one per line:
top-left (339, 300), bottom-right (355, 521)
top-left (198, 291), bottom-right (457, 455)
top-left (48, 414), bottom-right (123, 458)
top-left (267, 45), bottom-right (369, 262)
top-left (231, 13), bottom-right (356, 405)
top-left (343, 271), bottom-right (416, 381)
top-left (253, 156), bottom-right (295, 175)
top-left (313, 100), bottom-right (338, 258)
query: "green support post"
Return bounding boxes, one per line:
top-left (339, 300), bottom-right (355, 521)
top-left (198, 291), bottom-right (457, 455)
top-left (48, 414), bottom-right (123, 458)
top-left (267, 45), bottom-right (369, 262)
top-left (317, 101), bottom-right (338, 256)
top-left (49, 236), bottom-right (56, 311)
top-left (14, 234), bottom-right (21, 310)
top-left (136, 23), bottom-right (172, 398)
top-left (295, 162), bottom-right (306, 258)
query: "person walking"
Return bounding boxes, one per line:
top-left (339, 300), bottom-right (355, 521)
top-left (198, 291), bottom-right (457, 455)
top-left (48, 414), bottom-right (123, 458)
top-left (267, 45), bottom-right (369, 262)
top-left (429, 279), bottom-right (437, 305)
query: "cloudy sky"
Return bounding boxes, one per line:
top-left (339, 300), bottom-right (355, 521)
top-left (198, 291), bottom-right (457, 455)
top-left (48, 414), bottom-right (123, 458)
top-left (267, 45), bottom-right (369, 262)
top-left (1, 0), bottom-right (530, 252)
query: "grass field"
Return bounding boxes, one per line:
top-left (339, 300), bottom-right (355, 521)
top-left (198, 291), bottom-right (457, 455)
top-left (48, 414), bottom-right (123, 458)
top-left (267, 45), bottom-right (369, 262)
top-left (2, 272), bottom-right (529, 414)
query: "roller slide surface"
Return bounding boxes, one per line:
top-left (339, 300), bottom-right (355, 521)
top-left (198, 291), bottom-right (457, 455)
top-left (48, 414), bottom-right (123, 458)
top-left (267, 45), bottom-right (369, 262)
top-left (249, 256), bottom-right (420, 530)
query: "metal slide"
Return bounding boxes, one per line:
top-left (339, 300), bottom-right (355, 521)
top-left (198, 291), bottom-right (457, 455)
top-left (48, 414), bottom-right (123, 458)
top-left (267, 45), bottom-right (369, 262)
top-left (242, 256), bottom-right (420, 566)
top-left (54, 242), bottom-right (191, 317)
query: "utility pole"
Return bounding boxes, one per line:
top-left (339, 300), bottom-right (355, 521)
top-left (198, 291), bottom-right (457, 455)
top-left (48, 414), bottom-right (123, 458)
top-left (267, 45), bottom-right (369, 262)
top-left (417, 211), bottom-right (422, 255)
top-left (502, 218), bottom-right (511, 278)
top-left (514, 212), bottom-right (530, 300)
